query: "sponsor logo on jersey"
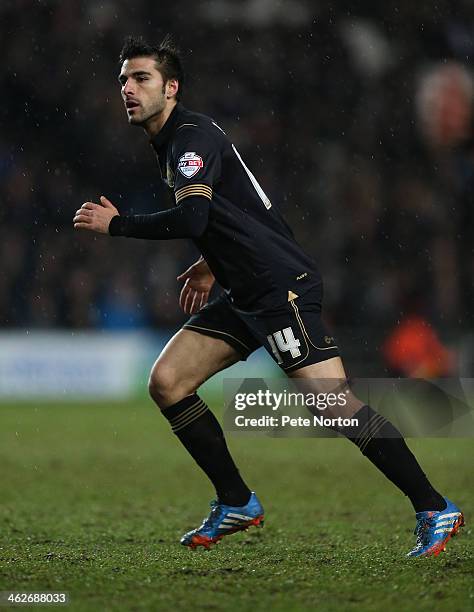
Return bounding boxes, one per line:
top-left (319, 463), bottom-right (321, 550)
top-left (178, 152), bottom-right (204, 178)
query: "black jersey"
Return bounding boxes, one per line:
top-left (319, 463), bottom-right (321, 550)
top-left (151, 103), bottom-right (321, 312)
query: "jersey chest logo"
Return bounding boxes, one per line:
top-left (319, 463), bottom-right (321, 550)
top-left (178, 152), bottom-right (204, 178)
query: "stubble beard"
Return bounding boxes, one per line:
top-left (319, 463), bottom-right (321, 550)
top-left (128, 94), bottom-right (166, 127)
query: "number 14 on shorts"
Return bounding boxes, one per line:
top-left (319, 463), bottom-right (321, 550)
top-left (267, 327), bottom-right (301, 363)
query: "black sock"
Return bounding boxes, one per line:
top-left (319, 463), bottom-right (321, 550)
top-left (162, 394), bottom-right (251, 507)
top-left (339, 405), bottom-right (446, 513)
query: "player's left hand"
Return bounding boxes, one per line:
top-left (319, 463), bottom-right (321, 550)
top-left (73, 196), bottom-right (119, 234)
top-left (177, 258), bottom-right (215, 314)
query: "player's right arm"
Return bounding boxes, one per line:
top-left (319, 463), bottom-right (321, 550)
top-left (76, 125), bottom-right (221, 241)
top-left (74, 195), bottom-right (210, 239)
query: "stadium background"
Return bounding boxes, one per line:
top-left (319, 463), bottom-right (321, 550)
top-left (2, 0), bottom-right (474, 380)
top-left (1, 2), bottom-right (473, 610)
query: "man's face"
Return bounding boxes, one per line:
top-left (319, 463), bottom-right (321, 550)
top-left (118, 56), bottom-right (167, 125)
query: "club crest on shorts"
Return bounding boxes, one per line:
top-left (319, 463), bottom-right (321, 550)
top-left (178, 152), bottom-right (204, 178)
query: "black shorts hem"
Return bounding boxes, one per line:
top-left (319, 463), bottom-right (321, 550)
top-left (281, 345), bottom-right (340, 373)
top-left (183, 323), bottom-right (253, 360)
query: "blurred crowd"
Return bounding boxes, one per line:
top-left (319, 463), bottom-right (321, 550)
top-left (1, 0), bottom-right (473, 344)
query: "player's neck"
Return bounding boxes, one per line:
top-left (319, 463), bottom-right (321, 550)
top-left (143, 101), bottom-right (178, 138)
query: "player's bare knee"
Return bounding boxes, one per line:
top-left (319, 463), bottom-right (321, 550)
top-left (148, 363), bottom-right (175, 406)
top-left (148, 361), bottom-right (196, 409)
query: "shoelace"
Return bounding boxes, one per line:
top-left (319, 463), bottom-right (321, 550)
top-left (199, 500), bottom-right (222, 530)
top-left (414, 516), bottom-right (436, 545)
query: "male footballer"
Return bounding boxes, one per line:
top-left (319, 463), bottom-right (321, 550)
top-left (73, 36), bottom-right (464, 557)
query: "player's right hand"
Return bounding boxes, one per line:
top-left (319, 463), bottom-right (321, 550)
top-left (177, 258), bottom-right (215, 314)
top-left (73, 196), bottom-right (119, 234)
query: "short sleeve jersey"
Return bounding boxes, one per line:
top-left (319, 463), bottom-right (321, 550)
top-left (151, 103), bottom-right (322, 312)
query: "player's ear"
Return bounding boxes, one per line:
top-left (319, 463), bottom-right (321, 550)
top-left (166, 78), bottom-right (179, 100)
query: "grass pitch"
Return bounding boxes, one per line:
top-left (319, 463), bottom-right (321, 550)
top-left (0, 398), bottom-right (472, 611)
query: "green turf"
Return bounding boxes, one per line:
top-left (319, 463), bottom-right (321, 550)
top-left (0, 397), bottom-right (472, 611)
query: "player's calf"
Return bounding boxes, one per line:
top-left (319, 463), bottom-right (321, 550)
top-left (329, 404), bottom-right (446, 513)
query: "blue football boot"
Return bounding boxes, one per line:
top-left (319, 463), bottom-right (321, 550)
top-left (407, 497), bottom-right (464, 558)
top-left (180, 492), bottom-right (264, 549)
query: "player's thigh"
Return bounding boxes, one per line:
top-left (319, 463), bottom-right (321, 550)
top-left (289, 355), bottom-right (346, 379)
top-left (288, 355), bottom-right (364, 417)
top-left (149, 328), bottom-right (241, 408)
top-left (150, 293), bottom-right (261, 408)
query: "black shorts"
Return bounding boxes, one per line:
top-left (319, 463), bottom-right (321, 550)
top-left (183, 288), bottom-right (339, 373)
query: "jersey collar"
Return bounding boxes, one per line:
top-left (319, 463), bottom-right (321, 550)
top-left (150, 102), bottom-right (184, 152)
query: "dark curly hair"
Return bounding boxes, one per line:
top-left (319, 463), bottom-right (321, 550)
top-left (119, 35), bottom-right (184, 100)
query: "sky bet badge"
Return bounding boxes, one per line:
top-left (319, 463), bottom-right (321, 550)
top-left (178, 152), bottom-right (204, 178)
